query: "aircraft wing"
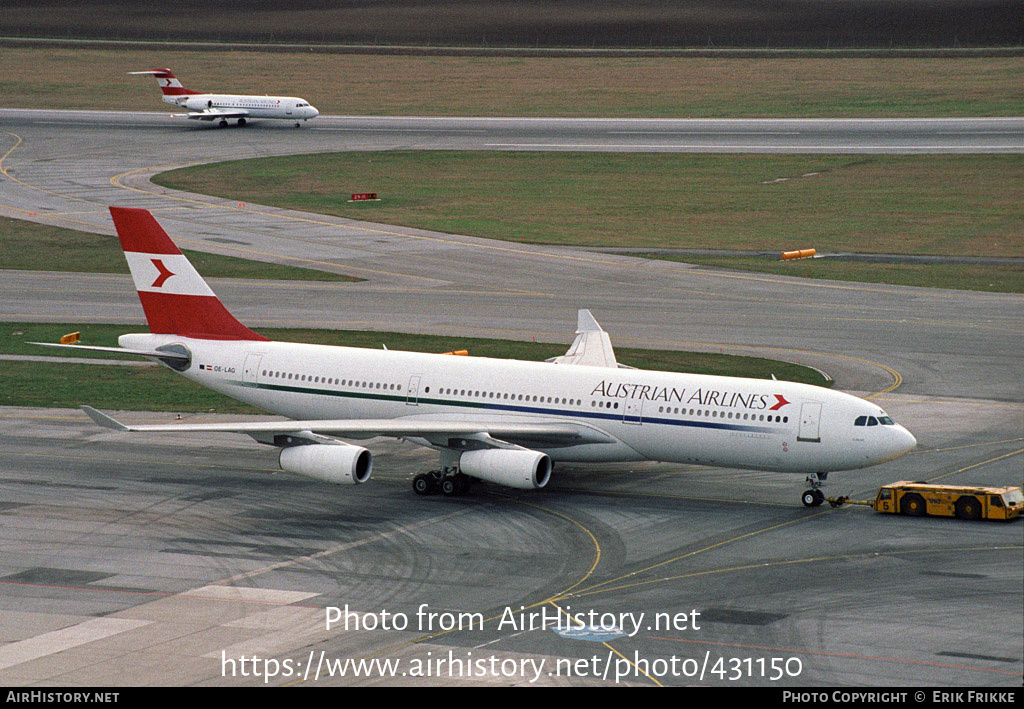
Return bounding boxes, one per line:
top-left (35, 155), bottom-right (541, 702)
top-left (187, 107), bottom-right (250, 121)
top-left (81, 406), bottom-right (615, 450)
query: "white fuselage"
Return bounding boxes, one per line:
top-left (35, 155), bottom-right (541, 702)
top-left (165, 93), bottom-right (319, 121)
top-left (121, 333), bottom-right (917, 475)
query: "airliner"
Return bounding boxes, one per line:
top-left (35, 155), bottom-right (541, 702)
top-left (36, 208), bottom-right (916, 506)
top-left (129, 68), bottom-right (319, 127)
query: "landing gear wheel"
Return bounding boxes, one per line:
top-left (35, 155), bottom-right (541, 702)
top-left (440, 473), bottom-right (470, 496)
top-left (219, 119), bottom-right (228, 128)
top-left (802, 489), bottom-right (825, 507)
top-left (412, 474), bottom-right (435, 496)
top-left (237, 118), bottom-right (246, 126)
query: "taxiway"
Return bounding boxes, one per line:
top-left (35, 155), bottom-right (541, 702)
top-left (0, 110), bottom-right (1020, 686)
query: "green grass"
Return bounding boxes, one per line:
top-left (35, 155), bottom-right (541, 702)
top-left (1, 322), bottom-right (831, 412)
top-left (153, 152), bottom-right (1024, 256)
top-left (151, 151), bottom-right (1024, 291)
top-left (665, 256), bottom-right (1024, 293)
top-left (0, 216), bottom-right (359, 281)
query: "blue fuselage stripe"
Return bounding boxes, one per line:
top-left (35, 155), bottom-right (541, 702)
top-left (233, 380), bottom-right (779, 435)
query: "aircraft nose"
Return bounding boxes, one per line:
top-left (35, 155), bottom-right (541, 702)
top-left (310, 106), bottom-right (319, 118)
top-left (893, 425), bottom-right (917, 457)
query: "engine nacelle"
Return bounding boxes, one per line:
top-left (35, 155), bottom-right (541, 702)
top-left (182, 97), bottom-right (214, 111)
top-left (278, 444), bottom-right (373, 485)
top-left (459, 449), bottom-right (551, 490)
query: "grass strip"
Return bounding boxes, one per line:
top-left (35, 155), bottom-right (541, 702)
top-left (664, 256), bottom-right (1024, 293)
top-left (2, 47), bottom-right (1023, 118)
top-left (153, 152), bottom-right (1024, 256)
top-left (152, 151), bottom-right (1024, 292)
top-left (0, 216), bottom-right (358, 281)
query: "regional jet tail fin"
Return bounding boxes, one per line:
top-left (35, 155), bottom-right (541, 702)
top-left (547, 309), bottom-right (622, 368)
top-left (109, 207), bottom-right (269, 342)
top-left (128, 69), bottom-right (203, 97)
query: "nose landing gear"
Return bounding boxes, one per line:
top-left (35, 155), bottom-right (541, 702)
top-left (802, 472), bottom-right (828, 507)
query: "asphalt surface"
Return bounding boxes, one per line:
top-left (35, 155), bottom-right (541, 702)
top-left (0, 110), bottom-right (1021, 687)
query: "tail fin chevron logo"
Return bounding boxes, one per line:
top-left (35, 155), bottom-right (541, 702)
top-left (150, 259), bottom-right (175, 288)
top-left (770, 394), bottom-right (791, 411)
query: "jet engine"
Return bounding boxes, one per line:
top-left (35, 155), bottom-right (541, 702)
top-left (458, 449), bottom-right (551, 490)
top-left (278, 444), bottom-right (373, 485)
top-left (182, 97), bottom-right (214, 112)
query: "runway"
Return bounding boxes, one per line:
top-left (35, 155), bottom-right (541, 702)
top-left (0, 109), bottom-right (1021, 686)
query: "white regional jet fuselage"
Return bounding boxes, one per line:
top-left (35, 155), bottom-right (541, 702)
top-left (130, 68), bottom-right (318, 127)
top-left (47, 208), bottom-right (916, 506)
top-left (172, 93), bottom-right (318, 122)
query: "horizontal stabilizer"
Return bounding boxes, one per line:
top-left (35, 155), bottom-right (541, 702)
top-left (29, 342), bottom-right (190, 361)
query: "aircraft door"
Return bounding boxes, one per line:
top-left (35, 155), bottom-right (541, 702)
top-left (797, 402), bottom-right (822, 442)
top-left (623, 399), bottom-right (643, 425)
top-left (406, 375), bottom-right (421, 406)
top-left (243, 353), bottom-right (263, 384)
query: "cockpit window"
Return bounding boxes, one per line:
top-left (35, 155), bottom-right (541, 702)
top-left (856, 414), bottom-right (896, 427)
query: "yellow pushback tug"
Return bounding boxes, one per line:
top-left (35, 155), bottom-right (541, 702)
top-left (829, 481), bottom-right (1023, 521)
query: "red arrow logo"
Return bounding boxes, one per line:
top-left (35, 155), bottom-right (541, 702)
top-left (150, 259), bottom-right (175, 288)
top-left (769, 394), bottom-right (791, 411)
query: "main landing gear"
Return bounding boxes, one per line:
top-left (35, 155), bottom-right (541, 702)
top-left (802, 472), bottom-right (828, 507)
top-left (412, 468), bottom-right (474, 497)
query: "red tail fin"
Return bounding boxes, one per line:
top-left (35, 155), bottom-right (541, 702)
top-left (110, 207), bottom-right (269, 341)
top-left (128, 68), bottom-right (203, 96)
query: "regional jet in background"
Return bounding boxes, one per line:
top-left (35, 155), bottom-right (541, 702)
top-left (34, 208), bottom-right (916, 506)
top-left (129, 68), bottom-right (318, 127)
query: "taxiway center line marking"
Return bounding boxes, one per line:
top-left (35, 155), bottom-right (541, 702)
top-left (925, 447), bottom-right (1024, 484)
